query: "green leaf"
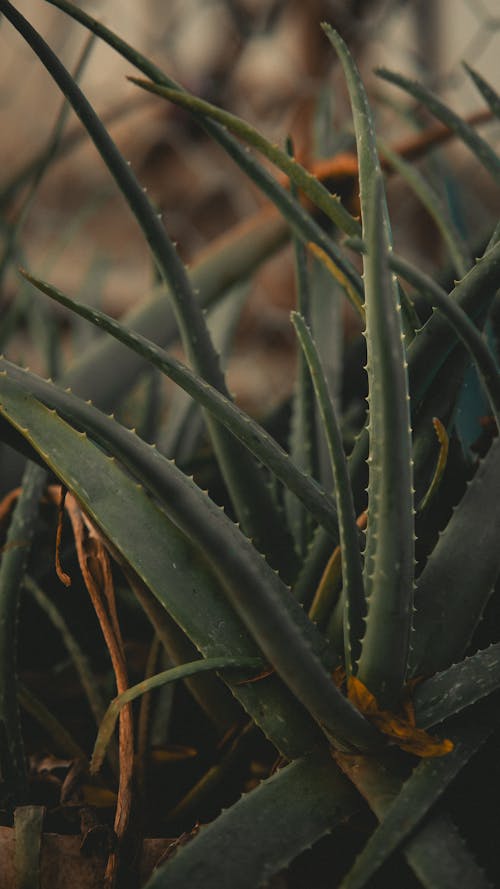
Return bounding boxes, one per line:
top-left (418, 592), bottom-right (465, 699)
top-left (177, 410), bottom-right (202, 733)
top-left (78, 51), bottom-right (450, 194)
top-left (414, 643), bottom-right (500, 729)
top-left (389, 253), bottom-right (500, 428)
top-left (405, 812), bottom-right (493, 889)
top-left (323, 25), bottom-right (414, 708)
top-left (0, 375), bottom-right (317, 758)
top-left (0, 371), bottom-right (379, 754)
top-left (292, 312), bottom-right (364, 676)
top-left (339, 717), bottom-right (494, 889)
top-left (410, 438), bottom-right (500, 677)
top-left (376, 67), bottom-right (500, 186)
top-left (42, 0), bottom-right (364, 301)
top-left (16, 279), bottom-right (342, 543)
top-left (143, 751), bottom-right (359, 889)
top-left (128, 77), bottom-right (360, 237)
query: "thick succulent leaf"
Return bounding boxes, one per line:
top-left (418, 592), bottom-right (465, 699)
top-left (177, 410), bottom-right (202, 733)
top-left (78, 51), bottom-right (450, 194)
top-left (0, 462), bottom-right (46, 804)
top-left (292, 312), bottom-right (364, 676)
top-left (0, 372), bottom-right (379, 753)
top-left (143, 751), bottom-right (359, 889)
top-left (414, 643), bottom-right (500, 729)
top-left (344, 238), bottom-right (500, 515)
top-left (410, 438), bottom-right (500, 677)
top-left (389, 254), bottom-right (500, 426)
top-left (309, 256), bottom-right (344, 490)
top-left (128, 77), bottom-right (360, 237)
top-left (16, 281), bottom-right (342, 543)
top-left (0, 377), bottom-right (320, 758)
top-left (285, 191), bottom-right (317, 557)
top-left (339, 716), bottom-right (494, 889)
top-left (324, 26), bottom-right (414, 707)
top-left (404, 812), bottom-right (493, 889)
top-left (376, 67), bottom-right (500, 186)
top-left (1, 1), bottom-right (295, 580)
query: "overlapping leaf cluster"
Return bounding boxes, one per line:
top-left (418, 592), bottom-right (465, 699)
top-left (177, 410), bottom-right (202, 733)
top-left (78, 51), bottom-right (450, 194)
top-left (0, 2), bottom-right (499, 887)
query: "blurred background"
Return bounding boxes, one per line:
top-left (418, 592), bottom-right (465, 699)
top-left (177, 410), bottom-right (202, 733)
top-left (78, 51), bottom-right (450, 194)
top-left (1, 0), bottom-right (499, 413)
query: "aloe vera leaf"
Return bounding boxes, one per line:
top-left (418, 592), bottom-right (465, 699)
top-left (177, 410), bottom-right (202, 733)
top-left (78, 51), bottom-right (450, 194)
top-left (128, 78), bottom-right (360, 238)
top-left (1, 2), bottom-right (294, 578)
top-left (0, 375), bottom-right (379, 754)
top-left (92, 656), bottom-right (262, 773)
top-left (15, 281), bottom-right (341, 543)
top-left (389, 253), bottom-right (500, 427)
top-left (345, 238), bottom-right (500, 513)
top-left (14, 805), bottom-right (44, 889)
top-left (346, 237), bottom-right (500, 412)
top-left (285, 167), bottom-right (317, 557)
top-left (43, 0), bottom-right (364, 300)
top-left (0, 461), bottom-right (46, 804)
top-left (405, 812), bottom-right (493, 889)
top-left (338, 716), bottom-right (494, 889)
top-left (142, 751), bottom-right (359, 889)
top-left (310, 254), bottom-right (345, 487)
top-left (323, 26), bottom-right (414, 707)
top-left (414, 643), bottom-right (500, 729)
top-left (376, 68), bottom-right (500, 186)
top-left (410, 437), bottom-right (500, 677)
top-left (0, 375), bottom-right (318, 759)
top-left (462, 63), bottom-right (500, 121)
top-left (378, 139), bottom-right (470, 277)
top-left (292, 312), bottom-right (364, 676)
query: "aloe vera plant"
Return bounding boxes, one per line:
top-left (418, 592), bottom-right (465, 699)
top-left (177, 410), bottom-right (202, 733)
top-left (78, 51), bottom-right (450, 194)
top-left (1, 3), bottom-right (500, 888)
